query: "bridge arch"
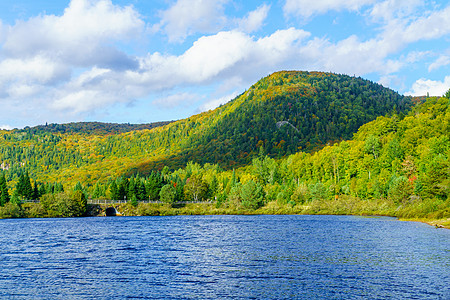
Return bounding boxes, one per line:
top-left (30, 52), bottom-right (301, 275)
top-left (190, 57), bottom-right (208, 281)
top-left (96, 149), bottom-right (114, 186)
top-left (105, 207), bottom-right (118, 216)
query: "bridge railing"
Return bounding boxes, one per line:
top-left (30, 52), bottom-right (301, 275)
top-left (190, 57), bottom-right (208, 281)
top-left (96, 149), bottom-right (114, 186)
top-left (21, 199), bottom-right (213, 205)
top-left (87, 199), bottom-right (164, 204)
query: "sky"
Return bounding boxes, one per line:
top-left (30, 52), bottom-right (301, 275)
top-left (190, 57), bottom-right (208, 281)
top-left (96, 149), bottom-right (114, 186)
top-left (0, 0), bottom-right (449, 129)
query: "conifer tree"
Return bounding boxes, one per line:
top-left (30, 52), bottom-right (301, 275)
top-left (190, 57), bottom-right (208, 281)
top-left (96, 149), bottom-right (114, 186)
top-left (0, 174), bottom-right (10, 206)
top-left (32, 180), bottom-right (40, 200)
top-left (24, 172), bottom-right (33, 200)
top-left (109, 181), bottom-right (119, 200)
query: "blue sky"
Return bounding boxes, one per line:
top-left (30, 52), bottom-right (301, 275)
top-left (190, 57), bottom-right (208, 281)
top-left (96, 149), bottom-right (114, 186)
top-left (0, 0), bottom-right (449, 129)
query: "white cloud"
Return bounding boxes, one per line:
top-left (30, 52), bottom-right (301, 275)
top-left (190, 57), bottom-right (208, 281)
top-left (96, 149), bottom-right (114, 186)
top-left (0, 0), bottom-right (145, 118)
top-left (199, 91), bottom-right (239, 112)
top-left (158, 0), bottom-right (229, 43)
top-left (256, 28), bottom-right (310, 63)
top-left (48, 27), bottom-right (311, 114)
top-left (400, 6), bottom-right (450, 43)
top-left (2, 0), bottom-right (143, 68)
top-left (428, 55), bottom-right (450, 72)
top-left (237, 4), bottom-right (270, 33)
top-left (0, 55), bottom-right (69, 85)
top-left (153, 93), bottom-right (199, 108)
top-left (178, 31), bottom-right (254, 81)
top-left (369, 0), bottom-right (423, 23)
top-left (407, 76), bottom-right (450, 96)
top-left (284, 0), bottom-right (375, 19)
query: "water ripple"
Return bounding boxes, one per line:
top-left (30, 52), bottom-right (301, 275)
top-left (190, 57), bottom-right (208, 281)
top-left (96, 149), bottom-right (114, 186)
top-left (0, 215), bottom-right (449, 299)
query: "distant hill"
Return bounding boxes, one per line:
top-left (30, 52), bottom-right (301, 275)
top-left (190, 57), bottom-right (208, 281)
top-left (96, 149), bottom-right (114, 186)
top-left (0, 71), bottom-right (412, 187)
top-left (19, 121), bottom-right (173, 135)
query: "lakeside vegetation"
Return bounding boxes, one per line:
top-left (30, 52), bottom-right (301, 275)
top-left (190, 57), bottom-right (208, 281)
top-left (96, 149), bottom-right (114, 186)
top-left (0, 71), bottom-right (448, 227)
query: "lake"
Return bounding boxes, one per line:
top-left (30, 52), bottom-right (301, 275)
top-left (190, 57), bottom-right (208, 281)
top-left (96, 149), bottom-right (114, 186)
top-left (0, 215), bottom-right (449, 299)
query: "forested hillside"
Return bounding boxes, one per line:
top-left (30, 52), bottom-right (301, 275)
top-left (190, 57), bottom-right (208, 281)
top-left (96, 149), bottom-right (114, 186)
top-left (89, 95), bottom-right (449, 221)
top-left (0, 71), bottom-right (410, 190)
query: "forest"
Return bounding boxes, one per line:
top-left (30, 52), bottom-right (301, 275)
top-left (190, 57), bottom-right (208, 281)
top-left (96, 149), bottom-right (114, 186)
top-left (0, 71), bottom-right (447, 226)
top-left (0, 71), bottom-right (411, 187)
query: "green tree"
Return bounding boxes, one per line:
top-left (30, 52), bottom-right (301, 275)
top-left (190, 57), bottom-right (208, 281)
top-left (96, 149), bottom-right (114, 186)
top-left (444, 88), bottom-right (450, 99)
top-left (253, 155), bottom-right (279, 185)
top-left (364, 135), bottom-right (381, 159)
top-left (109, 181), bottom-right (119, 200)
top-left (147, 171), bottom-right (164, 200)
top-left (208, 175), bottom-right (219, 200)
top-left (160, 184), bottom-right (176, 205)
top-left (40, 192), bottom-right (86, 217)
top-left (22, 172), bottom-right (33, 200)
top-left (92, 182), bottom-right (105, 199)
top-left (72, 190), bottom-right (87, 216)
top-left (32, 180), bottom-right (40, 200)
top-left (0, 174), bottom-right (10, 206)
top-left (130, 194), bottom-right (138, 207)
top-left (184, 175), bottom-right (208, 202)
top-left (309, 182), bottom-right (328, 201)
top-left (240, 180), bottom-right (265, 209)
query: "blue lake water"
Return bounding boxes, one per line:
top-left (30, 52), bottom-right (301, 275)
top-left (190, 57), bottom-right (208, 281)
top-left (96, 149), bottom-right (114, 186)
top-left (0, 215), bottom-right (449, 299)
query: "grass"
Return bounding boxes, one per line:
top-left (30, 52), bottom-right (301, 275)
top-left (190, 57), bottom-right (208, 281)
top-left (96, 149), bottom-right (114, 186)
top-left (82, 195), bottom-right (449, 229)
top-left (2, 196), bottom-right (448, 229)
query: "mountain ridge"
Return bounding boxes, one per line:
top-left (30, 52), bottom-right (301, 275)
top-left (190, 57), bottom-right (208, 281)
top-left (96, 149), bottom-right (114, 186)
top-left (0, 71), bottom-right (412, 188)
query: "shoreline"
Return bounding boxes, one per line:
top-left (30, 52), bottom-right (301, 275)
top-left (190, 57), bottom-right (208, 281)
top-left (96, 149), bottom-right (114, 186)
top-left (87, 202), bottom-right (450, 230)
top-left (2, 202), bottom-right (448, 229)
top-left (398, 217), bottom-right (450, 230)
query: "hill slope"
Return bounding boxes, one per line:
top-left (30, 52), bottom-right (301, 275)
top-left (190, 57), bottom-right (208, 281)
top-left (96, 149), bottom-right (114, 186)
top-left (21, 121), bottom-right (173, 135)
top-left (0, 71), bottom-right (411, 188)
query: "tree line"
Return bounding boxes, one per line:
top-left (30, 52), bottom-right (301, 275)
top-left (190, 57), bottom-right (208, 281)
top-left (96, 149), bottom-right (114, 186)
top-left (1, 93), bottom-right (448, 220)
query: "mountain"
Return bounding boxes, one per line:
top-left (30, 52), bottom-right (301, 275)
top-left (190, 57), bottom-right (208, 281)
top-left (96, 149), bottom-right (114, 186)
top-left (0, 71), bottom-right (411, 188)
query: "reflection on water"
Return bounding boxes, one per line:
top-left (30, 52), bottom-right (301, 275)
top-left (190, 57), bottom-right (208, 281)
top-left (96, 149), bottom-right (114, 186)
top-left (0, 215), bottom-right (449, 299)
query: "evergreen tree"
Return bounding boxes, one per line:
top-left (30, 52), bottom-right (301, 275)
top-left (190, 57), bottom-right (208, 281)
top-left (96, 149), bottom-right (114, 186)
top-left (23, 172), bottom-right (33, 200)
top-left (38, 184), bottom-right (47, 197)
top-left (208, 175), bottom-right (219, 200)
top-left (130, 194), bottom-right (138, 207)
top-left (0, 174), bottom-right (10, 206)
top-left (117, 179), bottom-right (127, 201)
top-left (109, 181), bottom-right (119, 200)
top-left (127, 177), bottom-right (136, 200)
top-left (136, 180), bottom-right (146, 200)
top-left (32, 180), bottom-right (40, 200)
top-left (74, 182), bottom-right (83, 192)
top-left (92, 182), bottom-right (105, 199)
top-left (16, 173), bottom-right (25, 199)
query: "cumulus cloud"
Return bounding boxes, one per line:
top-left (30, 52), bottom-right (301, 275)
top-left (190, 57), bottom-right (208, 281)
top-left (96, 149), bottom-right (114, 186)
top-left (0, 0), bottom-right (145, 120)
top-left (157, 0), bottom-right (229, 43)
top-left (237, 4), bottom-right (270, 33)
top-left (407, 76), bottom-right (450, 96)
top-left (46, 27), bottom-right (311, 113)
top-left (284, 0), bottom-right (375, 19)
top-left (2, 0), bottom-right (143, 65)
